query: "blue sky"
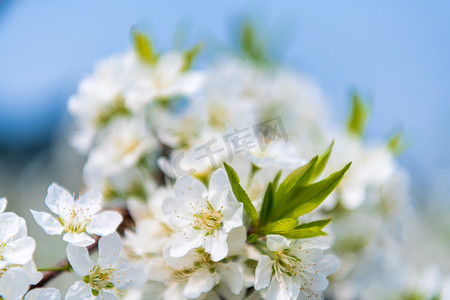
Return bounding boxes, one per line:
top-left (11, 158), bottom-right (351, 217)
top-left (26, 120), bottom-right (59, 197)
top-left (0, 0), bottom-right (449, 201)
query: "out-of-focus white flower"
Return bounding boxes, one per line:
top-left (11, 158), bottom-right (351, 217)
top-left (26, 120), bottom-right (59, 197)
top-left (146, 227), bottom-right (247, 299)
top-left (249, 141), bottom-right (305, 169)
top-left (124, 187), bottom-right (174, 256)
top-left (24, 288), bottom-right (61, 300)
top-left (325, 134), bottom-right (397, 210)
top-left (255, 236), bottom-right (340, 300)
top-left (125, 51), bottom-right (204, 112)
top-left (68, 51), bottom-right (137, 153)
top-left (163, 168), bottom-right (243, 262)
top-left (83, 117), bottom-right (156, 186)
top-left (65, 233), bottom-right (146, 300)
top-left (31, 183), bottom-right (123, 247)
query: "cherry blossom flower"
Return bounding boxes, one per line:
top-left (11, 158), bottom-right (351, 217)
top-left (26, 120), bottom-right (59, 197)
top-left (255, 236), bottom-right (340, 300)
top-left (163, 168), bottom-right (243, 262)
top-left (31, 183), bottom-right (122, 247)
top-left (65, 233), bottom-right (146, 300)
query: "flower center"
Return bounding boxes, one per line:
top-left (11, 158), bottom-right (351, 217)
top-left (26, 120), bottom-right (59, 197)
top-left (84, 265), bottom-right (116, 293)
top-left (274, 251), bottom-right (309, 278)
top-left (59, 208), bottom-right (90, 234)
top-left (192, 202), bottom-right (223, 232)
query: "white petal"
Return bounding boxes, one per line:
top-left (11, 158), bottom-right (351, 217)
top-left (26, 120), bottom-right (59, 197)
top-left (65, 281), bottom-right (92, 300)
top-left (266, 235), bottom-right (290, 252)
top-left (85, 211), bottom-right (122, 236)
top-left (0, 212), bottom-right (20, 243)
top-left (15, 217), bottom-right (28, 239)
top-left (203, 229), bottom-right (228, 262)
top-left (111, 261), bottom-right (146, 290)
top-left (318, 254), bottom-right (341, 276)
top-left (226, 226), bottom-right (247, 255)
top-left (2, 236), bottom-right (35, 265)
top-left (173, 176), bottom-right (208, 206)
top-left (66, 244), bottom-right (94, 276)
top-left (183, 268), bottom-right (216, 298)
top-left (0, 267), bottom-right (31, 300)
top-left (127, 199), bottom-right (150, 222)
top-left (45, 183), bottom-right (74, 215)
top-left (97, 233), bottom-right (122, 268)
top-left (98, 290), bottom-right (118, 300)
top-left (169, 230), bottom-right (204, 258)
top-left (24, 288), bottom-right (61, 300)
top-left (30, 210), bottom-right (64, 236)
top-left (266, 275), bottom-right (289, 300)
top-left (0, 197), bottom-right (7, 213)
top-left (162, 196), bottom-right (191, 228)
top-left (221, 200), bottom-right (243, 233)
top-left (255, 255), bottom-right (273, 290)
top-left (217, 262), bottom-right (243, 295)
top-left (22, 260), bottom-right (43, 284)
top-left (76, 190), bottom-right (102, 215)
top-left (63, 232), bottom-right (95, 247)
top-left (208, 169), bottom-right (230, 210)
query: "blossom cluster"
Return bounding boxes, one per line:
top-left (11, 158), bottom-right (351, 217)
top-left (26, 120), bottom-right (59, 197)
top-left (1, 24), bottom-right (448, 300)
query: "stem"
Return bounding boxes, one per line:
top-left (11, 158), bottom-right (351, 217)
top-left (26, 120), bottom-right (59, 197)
top-left (37, 265), bottom-right (71, 272)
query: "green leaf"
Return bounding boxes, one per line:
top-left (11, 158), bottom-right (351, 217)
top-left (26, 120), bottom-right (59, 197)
top-left (276, 227), bottom-right (327, 239)
top-left (295, 218), bottom-right (331, 230)
top-left (272, 170), bottom-right (282, 190)
top-left (132, 31), bottom-right (157, 65)
top-left (259, 218), bottom-right (298, 235)
top-left (347, 92), bottom-right (370, 137)
top-left (277, 162), bottom-right (351, 220)
top-left (387, 131), bottom-right (409, 156)
top-left (259, 182), bottom-right (274, 226)
top-left (274, 156), bottom-right (318, 205)
top-left (311, 140), bottom-right (334, 181)
top-left (240, 21), bottom-right (266, 63)
top-left (247, 233), bottom-right (258, 243)
top-left (223, 162), bottom-right (258, 226)
top-left (182, 42), bottom-right (203, 71)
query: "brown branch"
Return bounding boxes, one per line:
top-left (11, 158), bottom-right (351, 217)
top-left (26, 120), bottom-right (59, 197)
top-left (29, 207), bottom-right (134, 290)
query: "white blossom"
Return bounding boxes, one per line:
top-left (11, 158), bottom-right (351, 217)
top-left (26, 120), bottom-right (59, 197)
top-left (125, 51), bottom-right (204, 113)
top-left (31, 183), bottom-right (123, 247)
top-left (163, 168), bottom-right (243, 262)
top-left (65, 233), bottom-right (146, 300)
top-left (255, 236), bottom-right (340, 300)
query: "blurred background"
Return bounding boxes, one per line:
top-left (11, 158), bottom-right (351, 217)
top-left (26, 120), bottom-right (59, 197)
top-left (0, 0), bottom-right (449, 289)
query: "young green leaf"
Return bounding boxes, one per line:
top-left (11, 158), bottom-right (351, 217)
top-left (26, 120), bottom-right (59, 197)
top-left (311, 140), bottom-right (334, 181)
top-left (182, 42), bottom-right (203, 71)
top-left (387, 131), bottom-right (409, 156)
top-left (274, 155), bottom-right (318, 205)
top-left (275, 227), bottom-right (327, 239)
top-left (240, 21), bottom-right (266, 63)
top-left (347, 92), bottom-right (370, 137)
top-left (276, 162), bottom-right (351, 220)
top-left (272, 170), bottom-right (282, 190)
top-left (223, 162), bottom-right (258, 226)
top-left (132, 31), bottom-right (157, 65)
top-left (295, 218), bottom-right (331, 230)
top-left (259, 182), bottom-right (274, 226)
top-left (247, 233), bottom-right (258, 243)
top-left (259, 218), bottom-right (298, 235)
